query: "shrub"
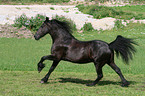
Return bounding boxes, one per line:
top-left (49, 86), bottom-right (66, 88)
top-left (13, 14), bottom-right (46, 34)
top-left (82, 22), bottom-right (94, 31)
top-left (114, 20), bottom-right (125, 30)
top-left (13, 14), bottom-right (77, 34)
top-left (50, 7), bottom-right (55, 10)
top-left (13, 14), bottom-right (28, 28)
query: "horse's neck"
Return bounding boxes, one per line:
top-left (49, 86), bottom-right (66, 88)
top-left (50, 29), bottom-right (75, 43)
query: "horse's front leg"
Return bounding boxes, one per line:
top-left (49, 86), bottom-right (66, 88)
top-left (40, 60), bottom-right (60, 83)
top-left (37, 55), bottom-right (55, 73)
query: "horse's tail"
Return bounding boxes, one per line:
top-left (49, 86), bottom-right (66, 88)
top-left (109, 35), bottom-right (137, 64)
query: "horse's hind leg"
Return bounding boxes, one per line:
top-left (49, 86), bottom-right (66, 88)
top-left (108, 62), bottom-right (129, 87)
top-left (86, 62), bottom-right (105, 86)
top-left (40, 60), bottom-right (59, 83)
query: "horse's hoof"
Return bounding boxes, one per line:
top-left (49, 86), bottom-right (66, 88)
top-left (38, 63), bottom-right (45, 73)
top-left (121, 81), bottom-right (130, 87)
top-left (40, 80), bottom-right (46, 84)
top-left (40, 80), bottom-right (44, 83)
top-left (40, 78), bottom-right (48, 84)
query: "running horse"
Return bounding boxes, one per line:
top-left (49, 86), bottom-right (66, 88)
top-left (34, 17), bottom-right (136, 87)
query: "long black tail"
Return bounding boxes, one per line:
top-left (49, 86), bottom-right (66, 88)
top-left (109, 35), bottom-right (137, 64)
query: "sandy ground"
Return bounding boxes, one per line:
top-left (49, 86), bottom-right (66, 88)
top-left (0, 5), bottom-right (145, 31)
top-left (0, 5), bottom-right (116, 30)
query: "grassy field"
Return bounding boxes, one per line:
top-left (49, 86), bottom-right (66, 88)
top-left (77, 5), bottom-right (145, 20)
top-left (0, 23), bottom-right (145, 95)
top-left (0, 71), bottom-right (144, 96)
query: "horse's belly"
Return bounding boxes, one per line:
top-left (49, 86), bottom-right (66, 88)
top-left (63, 53), bottom-right (93, 64)
top-left (63, 58), bottom-right (93, 64)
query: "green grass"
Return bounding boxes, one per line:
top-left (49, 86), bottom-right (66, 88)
top-left (114, 5), bottom-right (145, 20)
top-left (0, 71), bottom-right (144, 96)
top-left (0, 23), bottom-right (145, 95)
top-left (90, 0), bottom-right (145, 4)
top-left (77, 5), bottom-right (145, 20)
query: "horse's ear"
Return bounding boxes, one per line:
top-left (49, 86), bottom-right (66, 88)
top-left (46, 17), bottom-right (49, 21)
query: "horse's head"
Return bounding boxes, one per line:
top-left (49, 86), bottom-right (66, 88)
top-left (34, 17), bottom-right (51, 40)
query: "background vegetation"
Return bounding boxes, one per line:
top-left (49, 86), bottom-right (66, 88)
top-left (0, 0), bottom-right (145, 4)
top-left (13, 14), bottom-right (77, 34)
top-left (0, 0), bottom-right (70, 4)
top-left (77, 4), bottom-right (145, 20)
top-left (13, 14), bottom-right (46, 34)
top-left (87, 0), bottom-right (145, 4)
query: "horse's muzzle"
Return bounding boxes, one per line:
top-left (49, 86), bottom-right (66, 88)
top-left (34, 35), bottom-right (40, 40)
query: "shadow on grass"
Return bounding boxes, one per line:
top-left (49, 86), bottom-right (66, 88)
top-left (58, 77), bottom-right (136, 86)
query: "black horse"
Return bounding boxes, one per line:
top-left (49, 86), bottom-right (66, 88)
top-left (34, 17), bottom-right (136, 87)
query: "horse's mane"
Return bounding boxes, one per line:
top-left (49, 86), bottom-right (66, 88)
top-left (51, 19), bottom-right (72, 34)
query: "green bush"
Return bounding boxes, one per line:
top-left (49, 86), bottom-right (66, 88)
top-left (114, 20), bottom-right (125, 30)
top-left (13, 14), bottom-right (46, 34)
top-left (13, 14), bottom-right (29, 28)
top-left (82, 22), bottom-right (94, 31)
top-left (13, 14), bottom-right (77, 34)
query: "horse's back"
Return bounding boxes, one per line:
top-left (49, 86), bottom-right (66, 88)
top-left (62, 39), bottom-right (112, 64)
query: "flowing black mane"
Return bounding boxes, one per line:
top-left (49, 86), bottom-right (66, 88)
top-left (51, 19), bottom-right (72, 34)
